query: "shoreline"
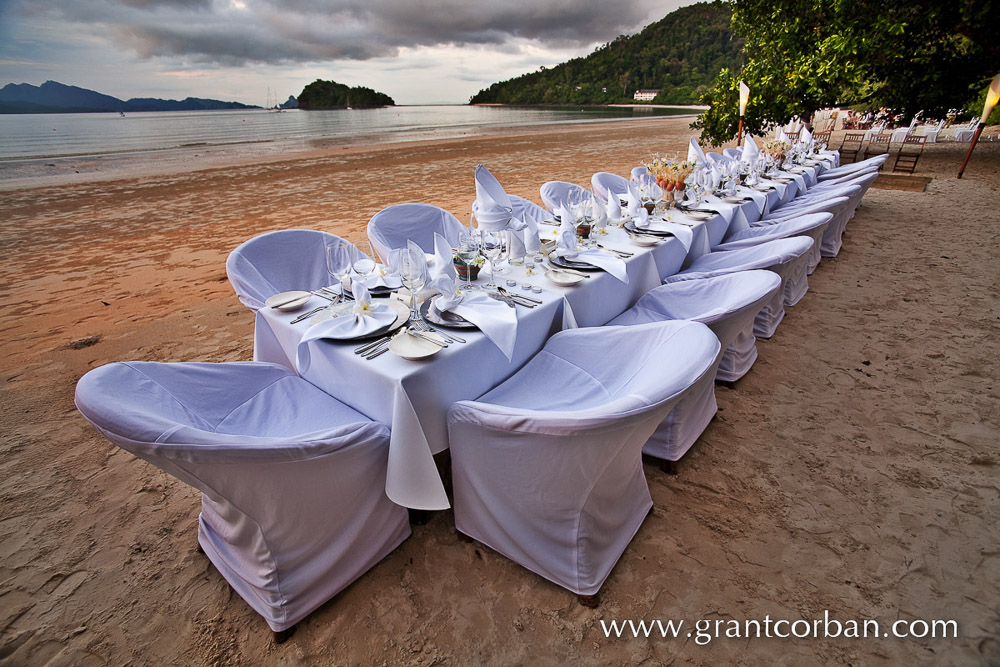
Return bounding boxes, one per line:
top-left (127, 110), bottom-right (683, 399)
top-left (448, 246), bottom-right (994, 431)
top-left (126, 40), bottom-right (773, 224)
top-left (0, 115), bottom-right (698, 191)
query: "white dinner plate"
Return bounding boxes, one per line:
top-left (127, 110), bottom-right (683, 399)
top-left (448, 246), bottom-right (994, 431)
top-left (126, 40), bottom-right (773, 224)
top-left (683, 211), bottom-right (713, 222)
top-left (266, 290), bottom-right (312, 311)
top-left (545, 269), bottom-right (584, 287)
top-left (388, 331), bottom-right (440, 360)
top-left (629, 235), bottom-right (660, 247)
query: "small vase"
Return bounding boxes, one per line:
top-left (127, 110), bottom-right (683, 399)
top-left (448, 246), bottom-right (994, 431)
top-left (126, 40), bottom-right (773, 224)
top-left (576, 218), bottom-right (592, 239)
top-left (455, 262), bottom-right (480, 281)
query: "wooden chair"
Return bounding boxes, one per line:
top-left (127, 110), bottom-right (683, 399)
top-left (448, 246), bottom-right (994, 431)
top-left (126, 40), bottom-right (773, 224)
top-left (812, 131), bottom-right (832, 146)
top-left (839, 132), bottom-right (867, 164)
top-left (893, 136), bottom-right (926, 173)
top-left (785, 130), bottom-right (801, 144)
top-left (866, 133), bottom-right (892, 169)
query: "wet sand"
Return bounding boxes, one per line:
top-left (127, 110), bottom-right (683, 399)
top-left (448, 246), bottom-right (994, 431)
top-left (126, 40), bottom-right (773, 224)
top-left (0, 117), bottom-right (998, 665)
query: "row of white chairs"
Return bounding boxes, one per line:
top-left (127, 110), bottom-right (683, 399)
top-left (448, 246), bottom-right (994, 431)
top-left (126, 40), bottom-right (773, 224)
top-left (73, 147), bottom-right (882, 639)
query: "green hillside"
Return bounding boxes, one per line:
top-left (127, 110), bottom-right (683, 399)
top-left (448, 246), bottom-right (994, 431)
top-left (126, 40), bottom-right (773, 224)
top-left (297, 79), bottom-right (395, 109)
top-left (470, 1), bottom-right (740, 105)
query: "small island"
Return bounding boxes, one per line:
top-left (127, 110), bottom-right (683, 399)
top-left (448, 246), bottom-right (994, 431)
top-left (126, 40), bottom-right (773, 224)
top-left (297, 79), bottom-right (395, 110)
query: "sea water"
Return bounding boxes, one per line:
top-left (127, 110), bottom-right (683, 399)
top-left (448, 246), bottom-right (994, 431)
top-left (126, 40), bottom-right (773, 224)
top-left (0, 105), bottom-right (695, 161)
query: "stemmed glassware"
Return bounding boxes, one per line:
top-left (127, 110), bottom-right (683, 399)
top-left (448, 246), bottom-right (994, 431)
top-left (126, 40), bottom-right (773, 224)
top-left (480, 229), bottom-right (505, 290)
top-left (391, 245), bottom-right (427, 322)
top-left (326, 243), bottom-right (353, 304)
top-left (456, 231), bottom-right (480, 291)
top-left (351, 240), bottom-right (377, 289)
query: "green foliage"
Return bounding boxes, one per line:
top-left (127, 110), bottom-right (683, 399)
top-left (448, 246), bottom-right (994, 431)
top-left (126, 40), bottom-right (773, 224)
top-left (470, 2), bottom-right (741, 105)
top-left (297, 79), bottom-right (394, 109)
top-left (695, 0), bottom-right (1000, 145)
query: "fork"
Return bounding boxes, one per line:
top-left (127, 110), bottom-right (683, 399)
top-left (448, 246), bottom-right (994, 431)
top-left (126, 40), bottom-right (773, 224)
top-left (412, 320), bottom-right (465, 344)
top-left (290, 306), bottom-right (327, 324)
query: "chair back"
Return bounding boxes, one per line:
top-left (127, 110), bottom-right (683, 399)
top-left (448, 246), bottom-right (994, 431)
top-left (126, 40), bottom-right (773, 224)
top-left (367, 203), bottom-right (465, 261)
top-left (508, 194), bottom-right (549, 223)
top-left (591, 172), bottom-right (635, 203)
top-left (539, 181), bottom-right (590, 213)
top-left (226, 229), bottom-right (364, 311)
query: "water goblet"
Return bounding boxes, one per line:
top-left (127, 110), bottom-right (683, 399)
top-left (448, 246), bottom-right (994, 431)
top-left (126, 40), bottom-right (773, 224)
top-left (396, 246), bottom-right (427, 322)
top-left (456, 232), bottom-right (480, 290)
top-left (325, 243), bottom-right (353, 303)
top-left (480, 229), bottom-right (505, 289)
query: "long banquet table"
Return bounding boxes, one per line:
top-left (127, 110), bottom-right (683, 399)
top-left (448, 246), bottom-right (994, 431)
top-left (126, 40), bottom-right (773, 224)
top-left (252, 156), bottom-right (837, 510)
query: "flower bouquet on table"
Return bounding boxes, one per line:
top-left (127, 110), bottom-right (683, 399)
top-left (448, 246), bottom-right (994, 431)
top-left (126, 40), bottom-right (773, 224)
top-left (763, 140), bottom-right (792, 171)
top-left (642, 155), bottom-right (696, 208)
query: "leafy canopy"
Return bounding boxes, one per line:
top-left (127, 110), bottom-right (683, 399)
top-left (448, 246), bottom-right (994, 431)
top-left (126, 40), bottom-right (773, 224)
top-left (694, 0), bottom-right (1000, 145)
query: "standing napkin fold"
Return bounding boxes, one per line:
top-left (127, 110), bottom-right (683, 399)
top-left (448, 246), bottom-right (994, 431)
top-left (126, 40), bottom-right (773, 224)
top-left (742, 135), bottom-right (760, 165)
top-left (473, 164), bottom-right (513, 232)
top-left (432, 232), bottom-right (457, 280)
top-left (427, 274), bottom-right (518, 360)
top-left (688, 137), bottom-right (708, 168)
top-left (521, 209), bottom-right (542, 254)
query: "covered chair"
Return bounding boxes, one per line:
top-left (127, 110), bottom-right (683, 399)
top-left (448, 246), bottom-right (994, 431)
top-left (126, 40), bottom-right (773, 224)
top-left (367, 203), bottom-right (466, 261)
top-left (539, 180), bottom-right (591, 213)
top-left (816, 155), bottom-right (886, 181)
top-left (607, 271), bottom-right (782, 467)
top-left (665, 236), bottom-right (815, 337)
top-left (591, 171), bottom-right (636, 203)
top-left (74, 361), bottom-right (411, 640)
top-left (226, 229), bottom-right (365, 311)
top-left (449, 321), bottom-right (721, 605)
top-left (509, 194), bottom-right (549, 223)
top-left (717, 212), bottom-right (833, 275)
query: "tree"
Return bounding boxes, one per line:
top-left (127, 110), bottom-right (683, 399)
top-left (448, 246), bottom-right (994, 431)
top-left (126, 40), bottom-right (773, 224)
top-left (694, 0), bottom-right (1000, 145)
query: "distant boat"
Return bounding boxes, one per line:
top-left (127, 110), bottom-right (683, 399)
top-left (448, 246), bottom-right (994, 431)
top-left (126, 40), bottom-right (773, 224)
top-left (266, 87), bottom-right (285, 113)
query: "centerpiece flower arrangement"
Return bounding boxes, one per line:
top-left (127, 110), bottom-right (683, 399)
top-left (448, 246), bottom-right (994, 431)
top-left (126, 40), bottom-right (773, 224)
top-left (643, 155), bottom-right (696, 206)
top-left (763, 140), bottom-right (791, 164)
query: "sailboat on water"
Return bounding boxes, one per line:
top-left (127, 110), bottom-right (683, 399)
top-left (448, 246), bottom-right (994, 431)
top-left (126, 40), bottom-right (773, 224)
top-left (266, 87), bottom-right (285, 113)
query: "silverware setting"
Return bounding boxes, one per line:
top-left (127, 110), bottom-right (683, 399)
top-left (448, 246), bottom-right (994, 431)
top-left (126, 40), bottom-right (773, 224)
top-left (406, 329), bottom-right (448, 347)
top-left (411, 320), bottom-right (465, 344)
top-left (290, 306), bottom-right (327, 324)
top-left (547, 265), bottom-right (591, 279)
top-left (496, 286), bottom-right (540, 307)
top-left (595, 243), bottom-right (633, 258)
top-left (487, 291), bottom-right (517, 308)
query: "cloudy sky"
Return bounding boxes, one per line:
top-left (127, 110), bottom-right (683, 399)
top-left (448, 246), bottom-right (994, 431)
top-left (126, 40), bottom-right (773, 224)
top-left (0, 0), bottom-right (698, 105)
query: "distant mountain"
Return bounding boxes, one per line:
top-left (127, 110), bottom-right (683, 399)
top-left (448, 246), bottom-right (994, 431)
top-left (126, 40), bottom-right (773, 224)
top-left (0, 80), bottom-right (257, 113)
top-left (297, 79), bottom-right (394, 109)
top-left (470, 1), bottom-right (740, 105)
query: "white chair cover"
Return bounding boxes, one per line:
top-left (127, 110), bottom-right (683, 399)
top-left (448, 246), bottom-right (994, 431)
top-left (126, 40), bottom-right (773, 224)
top-left (449, 321), bottom-right (721, 596)
top-left (631, 165), bottom-right (656, 187)
top-left (719, 212), bottom-right (834, 275)
top-left (951, 119), bottom-right (979, 142)
top-left (367, 203), bottom-right (466, 262)
top-left (723, 147), bottom-right (742, 160)
top-left (74, 361), bottom-right (410, 633)
top-left (509, 194), bottom-right (549, 224)
top-left (665, 236), bottom-right (815, 338)
top-left (226, 229), bottom-right (365, 311)
top-left (922, 119), bottom-right (945, 143)
top-left (816, 155), bottom-right (885, 181)
top-left (591, 171), bottom-right (635, 203)
top-left (607, 270), bottom-right (782, 460)
top-left (816, 173), bottom-right (877, 257)
top-left (540, 181), bottom-right (590, 213)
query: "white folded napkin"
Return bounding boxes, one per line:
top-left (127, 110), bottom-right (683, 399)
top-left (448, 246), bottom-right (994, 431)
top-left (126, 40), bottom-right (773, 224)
top-left (605, 192), bottom-right (621, 223)
top-left (554, 227), bottom-right (629, 283)
top-left (709, 165), bottom-right (722, 191)
top-left (295, 283), bottom-right (397, 372)
top-left (742, 135), bottom-right (760, 165)
top-left (428, 274), bottom-right (517, 360)
top-left (520, 209), bottom-right (542, 254)
top-left (590, 196), bottom-right (607, 232)
top-left (633, 217), bottom-right (694, 251)
top-left (735, 186), bottom-right (767, 214)
top-left (365, 269), bottom-right (403, 290)
top-left (474, 164), bottom-right (513, 232)
top-left (432, 232), bottom-right (457, 281)
top-left (688, 137), bottom-right (708, 168)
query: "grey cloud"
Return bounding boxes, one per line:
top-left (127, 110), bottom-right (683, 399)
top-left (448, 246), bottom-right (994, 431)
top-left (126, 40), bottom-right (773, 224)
top-left (15, 0), bottom-right (675, 65)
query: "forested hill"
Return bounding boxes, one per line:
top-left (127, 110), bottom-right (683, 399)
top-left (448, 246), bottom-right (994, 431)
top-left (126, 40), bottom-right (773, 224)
top-left (297, 79), bottom-right (395, 109)
top-left (470, 1), bottom-right (740, 105)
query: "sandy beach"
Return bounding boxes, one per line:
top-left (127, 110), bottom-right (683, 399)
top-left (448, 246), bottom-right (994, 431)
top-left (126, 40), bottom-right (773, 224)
top-left (1, 116), bottom-right (997, 665)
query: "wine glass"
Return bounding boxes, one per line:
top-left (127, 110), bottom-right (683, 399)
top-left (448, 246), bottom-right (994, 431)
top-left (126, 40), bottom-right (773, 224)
top-left (480, 229), bottom-right (505, 289)
top-left (352, 240), bottom-right (377, 289)
top-left (396, 246), bottom-right (427, 322)
top-left (326, 243), bottom-right (353, 303)
top-left (456, 231), bottom-right (480, 290)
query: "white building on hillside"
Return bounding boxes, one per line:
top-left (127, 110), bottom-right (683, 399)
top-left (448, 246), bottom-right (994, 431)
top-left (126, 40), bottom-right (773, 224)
top-left (633, 89), bottom-right (661, 102)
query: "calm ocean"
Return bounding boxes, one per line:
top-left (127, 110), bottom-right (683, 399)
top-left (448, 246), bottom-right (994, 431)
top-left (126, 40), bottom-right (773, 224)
top-left (0, 105), bottom-right (694, 161)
